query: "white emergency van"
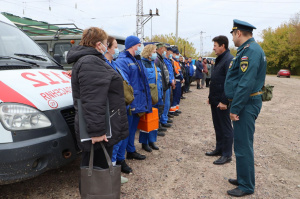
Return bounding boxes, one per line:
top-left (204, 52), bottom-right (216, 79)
top-left (0, 14), bottom-right (78, 184)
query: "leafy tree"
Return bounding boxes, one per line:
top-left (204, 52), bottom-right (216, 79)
top-left (260, 12), bottom-right (300, 74)
top-left (144, 33), bottom-right (200, 58)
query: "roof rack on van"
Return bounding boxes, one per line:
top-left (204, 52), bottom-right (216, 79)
top-left (18, 23), bottom-right (83, 38)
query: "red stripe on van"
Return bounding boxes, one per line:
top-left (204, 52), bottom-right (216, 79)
top-left (0, 81), bottom-right (36, 108)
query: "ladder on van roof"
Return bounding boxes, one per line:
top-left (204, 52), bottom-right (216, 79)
top-left (17, 23), bottom-right (83, 38)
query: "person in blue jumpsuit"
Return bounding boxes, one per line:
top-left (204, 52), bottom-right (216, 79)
top-left (115, 35), bottom-right (152, 172)
top-left (188, 57), bottom-right (194, 88)
top-left (225, 19), bottom-right (267, 197)
top-left (184, 57), bottom-right (190, 92)
top-left (104, 36), bottom-right (132, 180)
top-left (170, 47), bottom-right (184, 114)
top-left (163, 47), bottom-right (176, 120)
top-left (139, 44), bottom-right (162, 152)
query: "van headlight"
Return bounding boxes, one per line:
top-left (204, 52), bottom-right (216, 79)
top-left (0, 103), bottom-right (51, 131)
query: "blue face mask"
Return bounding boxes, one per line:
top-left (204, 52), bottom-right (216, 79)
top-left (135, 46), bottom-right (142, 56)
top-left (175, 55), bottom-right (180, 59)
top-left (162, 51), bottom-right (167, 58)
top-left (101, 42), bottom-right (108, 55)
top-left (113, 48), bottom-right (119, 59)
top-left (169, 54), bottom-right (173, 59)
top-left (150, 53), bottom-right (157, 61)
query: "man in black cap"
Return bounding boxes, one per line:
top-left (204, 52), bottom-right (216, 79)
top-left (224, 19), bottom-right (267, 197)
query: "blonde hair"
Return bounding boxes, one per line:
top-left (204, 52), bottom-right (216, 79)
top-left (79, 27), bottom-right (108, 47)
top-left (141, 44), bottom-right (156, 59)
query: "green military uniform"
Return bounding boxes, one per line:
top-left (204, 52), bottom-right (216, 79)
top-left (225, 20), bottom-right (267, 194)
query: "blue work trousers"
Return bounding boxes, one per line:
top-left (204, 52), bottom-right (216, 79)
top-left (171, 81), bottom-right (181, 107)
top-left (160, 88), bottom-right (170, 124)
top-left (233, 96), bottom-right (262, 194)
top-left (126, 113), bottom-right (140, 153)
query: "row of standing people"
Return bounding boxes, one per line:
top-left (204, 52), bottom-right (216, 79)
top-left (67, 27), bottom-right (191, 188)
top-left (195, 57), bottom-right (215, 89)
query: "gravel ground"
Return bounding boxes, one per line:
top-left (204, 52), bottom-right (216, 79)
top-left (0, 75), bottom-right (299, 199)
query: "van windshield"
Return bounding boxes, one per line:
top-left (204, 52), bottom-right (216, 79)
top-left (0, 21), bottom-right (59, 68)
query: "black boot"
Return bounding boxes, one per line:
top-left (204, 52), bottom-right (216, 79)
top-left (142, 144), bottom-right (152, 152)
top-left (149, 142), bottom-right (159, 150)
top-left (197, 84), bottom-right (200, 89)
top-left (116, 160), bottom-right (132, 174)
top-left (157, 131), bottom-right (165, 137)
top-left (126, 151), bottom-right (146, 160)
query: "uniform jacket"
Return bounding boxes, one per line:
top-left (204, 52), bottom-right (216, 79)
top-left (195, 60), bottom-right (203, 79)
top-left (142, 58), bottom-right (163, 105)
top-left (184, 62), bottom-right (190, 77)
top-left (154, 53), bottom-right (170, 91)
top-left (164, 58), bottom-right (175, 84)
top-left (189, 61), bottom-right (195, 77)
top-left (172, 59), bottom-right (184, 81)
top-left (209, 49), bottom-right (233, 106)
top-left (105, 59), bottom-right (129, 82)
top-left (67, 45), bottom-right (129, 151)
top-left (115, 51), bottom-right (152, 114)
top-left (225, 38), bottom-right (267, 115)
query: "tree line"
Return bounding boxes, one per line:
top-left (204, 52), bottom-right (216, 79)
top-left (145, 12), bottom-right (300, 75)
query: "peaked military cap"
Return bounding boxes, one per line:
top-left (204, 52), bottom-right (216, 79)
top-left (156, 42), bottom-right (166, 49)
top-left (230, 19), bottom-right (256, 33)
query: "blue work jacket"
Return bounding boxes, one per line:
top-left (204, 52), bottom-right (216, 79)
top-left (189, 61), bottom-right (195, 76)
top-left (142, 58), bottom-right (163, 105)
top-left (164, 58), bottom-right (175, 84)
top-left (115, 51), bottom-right (152, 114)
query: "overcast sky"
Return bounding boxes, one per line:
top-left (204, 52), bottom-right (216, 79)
top-left (1, 0), bottom-right (300, 55)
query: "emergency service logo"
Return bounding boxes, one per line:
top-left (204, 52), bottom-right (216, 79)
top-left (48, 99), bottom-right (58, 109)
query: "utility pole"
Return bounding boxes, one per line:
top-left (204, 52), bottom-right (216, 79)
top-left (199, 31), bottom-right (206, 56)
top-left (175, 0), bottom-right (179, 44)
top-left (136, 0), bottom-right (159, 43)
top-left (136, 0), bottom-right (144, 40)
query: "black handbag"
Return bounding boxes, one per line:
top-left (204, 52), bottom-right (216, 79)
top-left (80, 143), bottom-right (121, 199)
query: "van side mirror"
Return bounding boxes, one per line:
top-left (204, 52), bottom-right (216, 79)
top-left (53, 54), bottom-right (61, 64)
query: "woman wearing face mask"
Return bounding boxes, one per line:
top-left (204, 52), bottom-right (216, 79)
top-left (67, 27), bottom-right (129, 193)
top-left (139, 44), bottom-right (163, 152)
top-left (104, 36), bottom-right (130, 183)
top-left (104, 36), bottom-right (120, 70)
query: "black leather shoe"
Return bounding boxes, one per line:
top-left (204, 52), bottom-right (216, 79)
top-left (142, 144), bottom-right (152, 152)
top-left (213, 156), bottom-right (232, 165)
top-left (227, 187), bottom-right (252, 197)
top-left (161, 123), bottom-right (172, 128)
top-left (158, 127), bottom-right (167, 132)
top-left (168, 114), bottom-right (174, 118)
top-left (149, 142), bottom-right (159, 150)
top-left (126, 151), bottom-right (146, 160)
top-left (228, 179), bottom-right (239, 186)
top-left (167, 120), bottom-right (173, 123)
top-left (173, 112), bottom-right (179, 116)
top-left (157, 131), bottom-right (165, 137)
top-left (205, 149), bottom-right (222, 156)
top-left (175, 110), bottom-right (182, 114)
top-left (116, 160), bottom-right (132, 174)
top-left (181, 96), bottom-right (186, 99)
